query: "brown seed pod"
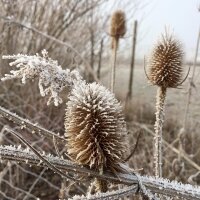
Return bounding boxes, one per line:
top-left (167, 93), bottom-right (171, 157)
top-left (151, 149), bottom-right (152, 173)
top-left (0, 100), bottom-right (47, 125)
top-left (148, 33), bottom-right (184, 88)
top-left (65, 82), bottom-right (127, 173)
top-left (110, 10), bottom-right (126, 49)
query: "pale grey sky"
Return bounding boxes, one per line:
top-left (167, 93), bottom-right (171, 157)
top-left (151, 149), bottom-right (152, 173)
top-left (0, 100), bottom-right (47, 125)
top-left (135, 0), bottom-right (200, 60)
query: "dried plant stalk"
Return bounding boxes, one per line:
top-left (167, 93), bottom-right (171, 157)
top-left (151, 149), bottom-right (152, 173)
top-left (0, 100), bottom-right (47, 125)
top-left (110, 44), bottom-right (118, 92)
top-left (109, 10), bottom-right (126, 92)
top-left (148, 32), bottom-right (184, 178)
top-left (154, 87), bottom-right (166, 177)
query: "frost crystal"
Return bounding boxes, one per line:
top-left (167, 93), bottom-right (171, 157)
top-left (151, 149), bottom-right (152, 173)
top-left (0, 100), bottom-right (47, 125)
top-left (2, 50), bottom-right (82, 106)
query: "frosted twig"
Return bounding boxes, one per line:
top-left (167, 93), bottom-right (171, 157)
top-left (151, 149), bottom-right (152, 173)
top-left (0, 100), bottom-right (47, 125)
top-left (0, 190), bottom-right (16, 200)
top-left (15, 163), bottom-right (59, 190)
top-left (1, 179), bottom-right (38, 199)
top-left (70, 185), bottom-right (138, 200)
top-left (4, 127), bottom-right (85, 194)
top-left (2, 50), bottom-right (82, 106)
top-left (0, 106), bottom-right (65, 142)
top-left (22, 168), bottom-right (46, 200)
top-left (1, 146), bottom-right (200, 199)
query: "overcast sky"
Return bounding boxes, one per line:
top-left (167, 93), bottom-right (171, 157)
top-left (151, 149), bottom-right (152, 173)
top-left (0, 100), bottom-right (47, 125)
top-left (135, 0), bottom-right (200, 60)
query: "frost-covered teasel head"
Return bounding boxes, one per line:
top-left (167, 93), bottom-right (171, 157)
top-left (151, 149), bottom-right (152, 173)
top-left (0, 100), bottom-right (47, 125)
top-left (148, 33), bottom-right (184, 88)
top-left (65, 81), bottom-right (127, 172)
top-left (2, 50), bottom-right (82, 106)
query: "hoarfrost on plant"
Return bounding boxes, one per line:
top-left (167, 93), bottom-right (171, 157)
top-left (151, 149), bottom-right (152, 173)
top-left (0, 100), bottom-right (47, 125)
top-left (2, 50), bottom-right (82, 106)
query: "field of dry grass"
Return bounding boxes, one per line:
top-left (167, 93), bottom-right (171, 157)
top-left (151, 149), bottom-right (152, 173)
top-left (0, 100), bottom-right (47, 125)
top-left (101, 62), bottom-right (200, 124)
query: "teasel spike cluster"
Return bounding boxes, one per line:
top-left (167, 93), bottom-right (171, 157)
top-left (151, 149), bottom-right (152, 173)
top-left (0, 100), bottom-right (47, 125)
top-left (109, 10), bottom-right (126, 92)
top-left (65, 81), bottom-right (127, 192)
top-left (148, 31), bottom-right (184, 178)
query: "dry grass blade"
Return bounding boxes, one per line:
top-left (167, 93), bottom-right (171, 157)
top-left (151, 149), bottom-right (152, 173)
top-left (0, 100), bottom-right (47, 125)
top-left (0, 106), bottom-right (65, 142)
top-left (0, 146), bottom-right (200, 199)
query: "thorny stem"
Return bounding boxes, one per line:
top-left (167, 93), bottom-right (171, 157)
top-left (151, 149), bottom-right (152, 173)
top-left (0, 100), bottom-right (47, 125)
top-left (154, 86), bottom-right (166, 178)
top-left (110, 39), bottom-right (118, 92)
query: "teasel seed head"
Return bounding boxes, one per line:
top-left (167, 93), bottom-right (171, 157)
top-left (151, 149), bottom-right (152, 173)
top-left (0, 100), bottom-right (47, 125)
top-left (110, 10), bottom-right (126, 49)
top-left (65, 82), bottom-right (127, 173)
top-left (148, 33), bottom-right (184, 88)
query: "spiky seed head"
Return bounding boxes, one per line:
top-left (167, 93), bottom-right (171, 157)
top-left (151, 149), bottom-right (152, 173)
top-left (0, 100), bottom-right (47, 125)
top-left (148, 33), bottom-right (184, 88)
top-left (65, 82), bottom-right (127, 173)
top-left (110, 10), bottom-right (126, 38)
top-left (110, 10), bottom-right (126, 49)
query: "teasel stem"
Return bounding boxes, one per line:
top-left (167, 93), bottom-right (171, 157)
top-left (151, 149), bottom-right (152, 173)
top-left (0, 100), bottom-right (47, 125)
top-left (154, 86), bottom-right (166, 178)
top-left (94, 179), bottom-right (108, 193)
top-left (95, 165), bottom-right (108, 193)
top-left (110, 38), bottom-right (118, 92)
top-left (109, 10), bottom-right (126, 92)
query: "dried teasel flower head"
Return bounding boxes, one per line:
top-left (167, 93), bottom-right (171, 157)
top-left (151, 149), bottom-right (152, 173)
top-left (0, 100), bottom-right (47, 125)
top-left (110, 10), bottom-right (126, 49)
top-left (65, 81), bottom-right (127, 173)
top-left (148, 32), bottom-right (184, 88)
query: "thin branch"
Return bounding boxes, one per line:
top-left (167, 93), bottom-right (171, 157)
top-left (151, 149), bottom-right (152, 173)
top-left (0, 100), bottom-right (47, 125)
top-left (0, 106), bottom-right (66, 142)
top-left (0, 190), bottom-right (17, 200)
top-left (183, 27), bottom-right (200, 129)
top-left (0, 145), bottom-right (200, 199)
top-left (53, 135), bottom-right (61, 158)
top-left (14, 163), bottom-right (60, 190)
top-left (22, 168), bottom-right (46, 200)
top-left (4, 127), bottom-right (85, 195)
top-left (70, 185), bottom-right (138, 200)
top-left (144, 56), bottom-right (150, 81)
top-left (125, 130), bottom-right (142, 162)
top-left (177, 66), bottom-right (191, 86)
top-left (1, 179), bottom-right (38, 199)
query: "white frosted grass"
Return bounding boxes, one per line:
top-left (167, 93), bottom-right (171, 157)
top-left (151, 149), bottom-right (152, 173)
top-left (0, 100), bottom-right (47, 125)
top-left (2, 50), bottom-right (82, 106)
